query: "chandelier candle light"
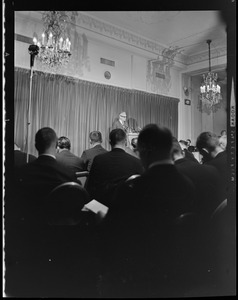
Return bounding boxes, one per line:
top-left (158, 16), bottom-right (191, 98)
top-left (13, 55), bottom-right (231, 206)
top-left (199, 39), bottom-right (222, 113)
top-left (33, 11), bottom-right (72, 69)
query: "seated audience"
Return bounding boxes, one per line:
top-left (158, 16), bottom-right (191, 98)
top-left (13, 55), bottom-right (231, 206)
top-left (56, 136), bottom-right (84, 175)
top-left (220, 129), bottom-right (227, 136)
top-left (172, 137), bottom-right (223, 219)
top-left (14, 143), bottom-right (36, 169)
top-left (179, 140), bottom-right (199, 163)
top-left (186, 138), bottom-right (196, 152)
top-left (124, 137), bottom-right (139, 158)
top-left (86, 128), bottom-right (143, 206)
top-left (97, 124), bottom-right (196, 297)
top-left (131, 137), bottom-right (139, 157)
top-left (219, 134), bottom-right (227, 151)
top-left (81, 131), bottom-right (108, 172)
top-left (15, 127), bottom-right (78, 224)
top-left (196, 131), bottom-right (228, 200)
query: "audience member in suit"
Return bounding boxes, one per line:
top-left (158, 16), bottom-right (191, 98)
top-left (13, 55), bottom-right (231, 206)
top-left (124, 137), bottom-right (139, 158)
top-left (15, 127), bottom-right (78, 224)
top-left (97, 124), bottom-right (196, 297)
top-left (220, 129), bottom-right (227, 136)
top-left (8, 135), bottom-right (99, 298)
top-left (14, 143), bottom-right (36, 169)
top-left (86, 128), bottom-right (143, 206)
top-left (218, 134), bottom-right (227, 151)
top-left (186, 139), bottom-right (196, 152)
top-left (179, 140), bottom-right (198, 163)
top-left (81, 131), bottom-right (108, 172)
top-left (56, 136), bottom-right (84, 176)
top-left (196, 131), bottom-right (228, 200)
top-left (172, 137), bottom-right (223, 219)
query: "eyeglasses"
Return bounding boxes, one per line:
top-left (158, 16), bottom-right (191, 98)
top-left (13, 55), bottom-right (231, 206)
top-left (120, 115), bottom-right (126, 118)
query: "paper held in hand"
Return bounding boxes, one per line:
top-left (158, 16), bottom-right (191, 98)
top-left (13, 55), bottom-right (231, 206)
top-left (82, 199), bottom-right (109, 217)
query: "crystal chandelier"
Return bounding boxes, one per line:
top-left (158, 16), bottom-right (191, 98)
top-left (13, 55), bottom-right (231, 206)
top-left (198, 40), bottom-right (222, 114)
top-left (33, 11), bottom-right (72, 69)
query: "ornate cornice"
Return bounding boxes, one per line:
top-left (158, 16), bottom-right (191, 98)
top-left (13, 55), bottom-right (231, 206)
top-left (75, 12), bottom-right (164, 55)
top-left (185, 47), bottom-right (227, 65)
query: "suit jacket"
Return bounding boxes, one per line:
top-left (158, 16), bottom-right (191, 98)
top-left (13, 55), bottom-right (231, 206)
top-left (86, 148), bottom-right (144, 206)
top-left (81, 144), bottom-right (108, 172)
top-left (205, 151), bottom-right (228, 200)
top-left (98, 164), bottom-right (196, 297)
top-left (56, 149), bottom-right (84, 176)
top-left (183, 149), bottom-right (199, 163)
top-left (175, 157), bottom-right (223, 217)
top-left (124, 146), bottom-right (139, 158)
top-left (15, 155), bottom-right (78, 224)
top-left (14, 150), bottom-right (37, 169)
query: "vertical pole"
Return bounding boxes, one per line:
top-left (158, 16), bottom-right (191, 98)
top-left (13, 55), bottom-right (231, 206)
top-left (26, 57), bottom-right (34, 163)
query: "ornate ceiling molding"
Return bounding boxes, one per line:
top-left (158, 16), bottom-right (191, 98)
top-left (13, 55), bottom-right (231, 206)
top-left (75, 12), bottom-right (165, 55)
top-left (185, 47), bottom-right (227, 65)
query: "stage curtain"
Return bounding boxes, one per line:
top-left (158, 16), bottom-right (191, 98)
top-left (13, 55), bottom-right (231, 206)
top-left (14, 67), bottom-right (179, 157)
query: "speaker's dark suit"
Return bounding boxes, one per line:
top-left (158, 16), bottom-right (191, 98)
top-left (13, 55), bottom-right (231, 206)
top-left (112, 118), bottom-right (128, 132)
top-left (175, 157), bottom-right (223, 217)
top-left (86, 148), bottom-right (144, 206)
top-left (81, 144), bottom-right (108, 172)
top-left (56, 149), bottom-right (84, 175)
top-left (98, 163), bottom-right (196, 297)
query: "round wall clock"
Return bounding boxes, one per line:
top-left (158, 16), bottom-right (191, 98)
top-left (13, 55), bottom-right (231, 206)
top-left (104, 71), bottom-right (111, 80)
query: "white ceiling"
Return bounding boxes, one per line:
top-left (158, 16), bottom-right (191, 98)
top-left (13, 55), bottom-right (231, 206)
top-left (84, 11), bottom-right (227, 57)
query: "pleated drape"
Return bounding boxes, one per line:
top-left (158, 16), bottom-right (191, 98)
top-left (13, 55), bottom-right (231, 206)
top-left (14, 68), bottom-right (179, 157)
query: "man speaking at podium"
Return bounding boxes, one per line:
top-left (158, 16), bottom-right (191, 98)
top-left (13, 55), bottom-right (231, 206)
top-left (112, 112), bottom-right (141, 150)
top-left (112, 112), bottom-right (129, 133)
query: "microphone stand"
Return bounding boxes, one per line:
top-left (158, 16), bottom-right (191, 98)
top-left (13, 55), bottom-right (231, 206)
top-left (26, 45), bottom-right (39, 163)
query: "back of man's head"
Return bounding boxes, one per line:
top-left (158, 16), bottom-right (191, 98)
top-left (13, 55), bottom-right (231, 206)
top-left (109, 128), bottom-right (126, 148)
top-left (89, 131), bottom-right (102, 144)
top-left (58, 136), bottom-right (71, 150)
top-left (35, 127), bottom-right (57, 154)
top-left (196, 131), bottom-right (219, 155)
top-left (137, 124), bottom-right (173, 166)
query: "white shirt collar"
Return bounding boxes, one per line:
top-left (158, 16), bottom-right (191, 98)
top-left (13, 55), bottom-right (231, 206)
top-left (39, 153), bottom-right (56, 159)
top-left (148, 159), bottom-right (174, 169)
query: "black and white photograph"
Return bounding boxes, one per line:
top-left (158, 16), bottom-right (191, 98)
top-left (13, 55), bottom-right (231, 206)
top-left (3, 1), bottom-right (236, 297)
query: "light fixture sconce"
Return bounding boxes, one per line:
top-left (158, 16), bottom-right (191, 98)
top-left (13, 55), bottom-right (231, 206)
top-left (183, 86), bottom-right (189, 96)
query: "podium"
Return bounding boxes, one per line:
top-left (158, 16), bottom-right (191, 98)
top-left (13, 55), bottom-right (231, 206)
top-left (127, 132), bottom-right (139, 149)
